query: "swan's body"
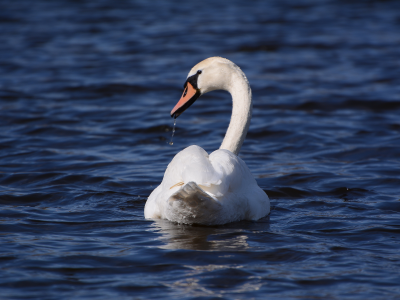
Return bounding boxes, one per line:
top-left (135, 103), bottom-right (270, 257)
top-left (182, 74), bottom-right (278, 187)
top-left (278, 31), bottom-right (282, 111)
top-left (144, 57), bottom-right (269, 225)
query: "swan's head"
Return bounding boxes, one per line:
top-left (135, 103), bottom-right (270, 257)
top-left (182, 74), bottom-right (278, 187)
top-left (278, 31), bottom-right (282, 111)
top-left (171, 57), bottom-right (241, 118)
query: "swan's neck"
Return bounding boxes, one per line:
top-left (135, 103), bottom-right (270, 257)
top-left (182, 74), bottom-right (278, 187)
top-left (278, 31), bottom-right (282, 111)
top-left (220, 71), bottom-right (252, 155)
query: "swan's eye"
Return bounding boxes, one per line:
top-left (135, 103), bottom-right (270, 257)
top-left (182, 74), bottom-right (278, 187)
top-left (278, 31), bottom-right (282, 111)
top-left (197, 70), bottom-right (202, 74)
top-left (183, 86), bottom-right (188, 97)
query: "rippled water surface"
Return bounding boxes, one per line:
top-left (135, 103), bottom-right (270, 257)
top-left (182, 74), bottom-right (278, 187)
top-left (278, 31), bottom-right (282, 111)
top-left (1, 0), bottom-right (400, 299)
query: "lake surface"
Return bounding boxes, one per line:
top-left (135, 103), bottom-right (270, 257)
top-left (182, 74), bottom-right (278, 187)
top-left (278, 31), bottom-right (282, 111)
top-left (1, 0), bottom-right (400, 299)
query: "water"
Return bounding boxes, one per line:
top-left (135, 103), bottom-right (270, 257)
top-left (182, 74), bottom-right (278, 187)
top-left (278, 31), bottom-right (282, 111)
top-left (1, 0), bottom-right (400, 299)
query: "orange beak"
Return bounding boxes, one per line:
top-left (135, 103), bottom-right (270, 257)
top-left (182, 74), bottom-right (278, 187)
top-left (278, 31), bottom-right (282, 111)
top-left (170, 82), bottom-right (201, 118)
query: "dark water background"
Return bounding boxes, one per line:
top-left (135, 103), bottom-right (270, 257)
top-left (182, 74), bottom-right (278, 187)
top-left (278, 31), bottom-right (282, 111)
top-left (1, 0), bottom-right (400, 299)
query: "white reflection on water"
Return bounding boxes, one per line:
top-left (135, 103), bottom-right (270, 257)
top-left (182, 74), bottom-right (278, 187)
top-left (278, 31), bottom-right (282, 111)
top-left (150, 216), bottom-right (270, 251)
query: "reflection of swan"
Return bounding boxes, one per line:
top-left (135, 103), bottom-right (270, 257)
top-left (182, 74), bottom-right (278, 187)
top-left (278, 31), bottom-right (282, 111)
top-left (145, 57), bottom-right (270, 225)
top-left (151, 220), bottom-right (250, 251)
top-left (151, 218), bottom-right (270, 251)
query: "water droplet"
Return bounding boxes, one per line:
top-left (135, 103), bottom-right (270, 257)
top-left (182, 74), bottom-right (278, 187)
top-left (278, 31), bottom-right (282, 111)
top-left (169, 119), bottom-right (176, 146)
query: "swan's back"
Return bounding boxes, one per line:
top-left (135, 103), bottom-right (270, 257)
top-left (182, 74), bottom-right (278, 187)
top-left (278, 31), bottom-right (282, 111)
top-left (145, 145), bottom-right (270, 225)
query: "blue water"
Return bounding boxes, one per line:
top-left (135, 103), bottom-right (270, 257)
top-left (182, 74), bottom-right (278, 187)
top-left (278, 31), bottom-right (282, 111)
top-left (1, 0), bottom-right (400, 299)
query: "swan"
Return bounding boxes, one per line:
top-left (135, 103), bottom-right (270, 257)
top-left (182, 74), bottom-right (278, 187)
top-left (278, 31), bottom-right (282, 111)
top-left (144, 57), bottom-right (270, 225)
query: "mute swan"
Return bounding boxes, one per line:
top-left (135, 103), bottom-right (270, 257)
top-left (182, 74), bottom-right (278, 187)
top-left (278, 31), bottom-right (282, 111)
top-left (144, 57), bottom-right (270, 225)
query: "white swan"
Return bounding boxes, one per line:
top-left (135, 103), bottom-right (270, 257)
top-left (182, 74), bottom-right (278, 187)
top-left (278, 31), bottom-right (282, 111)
top-left (144, 57), bottom-right (270, 225)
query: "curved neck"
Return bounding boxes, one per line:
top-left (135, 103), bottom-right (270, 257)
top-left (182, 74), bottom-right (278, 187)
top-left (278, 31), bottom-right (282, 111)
top-left (220, 71), bottom-right (252, 155)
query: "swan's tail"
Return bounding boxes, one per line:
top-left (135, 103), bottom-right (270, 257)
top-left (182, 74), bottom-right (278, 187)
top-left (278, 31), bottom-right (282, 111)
top-left (167, 181), bottom-right (222, 224)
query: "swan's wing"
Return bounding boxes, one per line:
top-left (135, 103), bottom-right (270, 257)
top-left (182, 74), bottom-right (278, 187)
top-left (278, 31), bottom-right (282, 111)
top-left (161, 145), bottom-right (224, 194)
top-left (209, 149), bottom-right (270, 220)
top-left (144, 184), bottom-right (162, 219)
top-left (145, 145), bottom-right (223, 220)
